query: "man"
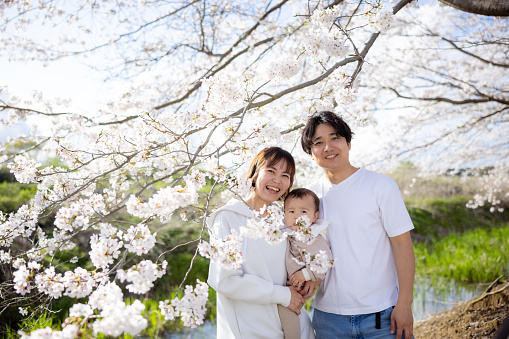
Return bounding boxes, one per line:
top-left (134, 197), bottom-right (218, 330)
top-left (301, 111), bottom-right (415, 339)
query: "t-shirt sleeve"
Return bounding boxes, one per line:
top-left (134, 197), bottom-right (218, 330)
top-left (378, 180), bottom-right (414, 237)
top-left (207, 211), bottom-right (291, 307)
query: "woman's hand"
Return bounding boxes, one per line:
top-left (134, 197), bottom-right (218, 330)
top-left (299, 279), bottom-right (321, 299)
top-left (287, 286), bottom-right (305, 315)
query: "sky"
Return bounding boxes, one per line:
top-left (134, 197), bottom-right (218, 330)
top-left (1, 54), bottom-right (116, 141)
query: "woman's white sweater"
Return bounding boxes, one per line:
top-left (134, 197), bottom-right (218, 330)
top-left (207, 199), bottom-right (314, 339)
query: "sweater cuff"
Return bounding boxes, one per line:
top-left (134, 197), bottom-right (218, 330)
top-left (302, 268), bottom-right (312, 281)
top-left (271, 285), bottom-right (292, 307)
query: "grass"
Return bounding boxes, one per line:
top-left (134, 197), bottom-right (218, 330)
top-left (14, 312), bottom-right (63, 337)
top-left (414, 224), bottom-right (509, 283)
top-left (0, 181), bottom-right (38, 212)
top-left (406, 195), bottom-right (509, 284)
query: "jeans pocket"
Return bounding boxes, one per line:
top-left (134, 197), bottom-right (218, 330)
top-left (381, 305), bottom-right (395, 319)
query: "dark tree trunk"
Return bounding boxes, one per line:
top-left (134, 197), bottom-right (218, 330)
top-left (438, 0), bottom-right (509, 16)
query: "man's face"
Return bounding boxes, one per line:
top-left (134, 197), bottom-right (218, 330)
top-left (310, 123), bottom-right (351, 172)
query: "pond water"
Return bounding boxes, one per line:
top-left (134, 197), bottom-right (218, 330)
top-left (412, 277), bottom-right (488, 321)
top-left (165, 277), bottom-right (488, 338)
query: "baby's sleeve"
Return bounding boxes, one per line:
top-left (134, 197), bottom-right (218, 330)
top-left (301, 235), bottom-right (333, 281)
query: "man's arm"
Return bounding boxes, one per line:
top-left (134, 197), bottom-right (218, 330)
top-left (389, 231), bottom-right (415, 339)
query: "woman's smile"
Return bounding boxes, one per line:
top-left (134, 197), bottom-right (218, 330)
top-left (266, 185), bottom-right (281, 194)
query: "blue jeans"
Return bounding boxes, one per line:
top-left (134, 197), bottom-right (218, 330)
top-left (312, 306), bottom-right (410, 339)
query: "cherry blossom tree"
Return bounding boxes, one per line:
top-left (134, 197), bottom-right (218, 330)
top-left (356, 3), bottom-right (508, 211)
top-left (0, 0), bottom-right (506, 337)
top-left (439, 0), bottom-right (509, 16)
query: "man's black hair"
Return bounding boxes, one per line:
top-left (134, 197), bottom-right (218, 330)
top-left (301, 111), bottom-right (354, 154)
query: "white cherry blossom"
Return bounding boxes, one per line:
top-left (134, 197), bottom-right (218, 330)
top-left (117, 260), bottom-right (167, 294)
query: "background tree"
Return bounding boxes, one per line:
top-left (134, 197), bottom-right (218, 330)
top-left (357, 2), bottom-right (508, 211)
top-left (439, 0), bottom-right (509, 16)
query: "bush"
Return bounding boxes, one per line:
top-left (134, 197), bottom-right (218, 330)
top-left (0, 182), bottom-right (37, 213)
top-left (407, 196), bottom-right (509, 238)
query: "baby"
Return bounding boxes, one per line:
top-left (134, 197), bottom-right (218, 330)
top-left (277, 188), bottom-right (333, 339)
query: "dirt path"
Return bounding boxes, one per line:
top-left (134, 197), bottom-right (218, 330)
top-left (414, 277), bottom-right (509, 338)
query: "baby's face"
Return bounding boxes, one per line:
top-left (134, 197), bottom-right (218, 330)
top-left (284, 195), bottom-right (319, 230)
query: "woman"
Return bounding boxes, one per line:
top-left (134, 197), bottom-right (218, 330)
top-left (207, 147), bottom-right (315, 338)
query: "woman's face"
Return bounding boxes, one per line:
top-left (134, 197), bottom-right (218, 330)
top-left (252, 160), bottom-right (292, 207)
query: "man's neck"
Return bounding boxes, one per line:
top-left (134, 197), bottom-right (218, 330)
top-left (324, 165), bottom-right (358, 185)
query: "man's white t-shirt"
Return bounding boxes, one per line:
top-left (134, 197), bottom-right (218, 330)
top-left (309, 168), bottom-right (414, 315)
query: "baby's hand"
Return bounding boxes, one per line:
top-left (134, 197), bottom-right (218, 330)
top-left (289, 271), bottom-right (306, 288)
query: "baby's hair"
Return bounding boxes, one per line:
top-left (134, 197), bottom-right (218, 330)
top-left (284, 188), bottom-right (320, 213)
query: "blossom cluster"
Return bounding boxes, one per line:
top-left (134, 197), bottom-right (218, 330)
top-left (226, 176), bottom-right (252, 198)
top-left (13, 222), bottom-right (169, 336)
top-left (126, 170), bottom-right (205, 222)
top-left (301, 29), bottom-right (349, 62)
top-left (203, 158), bottom-right (228, 182)
top-left (117, 260), bottom-right (167, 294)
top-left (202, 159), bottom-right (251, 199)
top-left (295, 249), bottom-right (334, 275)
top-left (198, 230), bottom-right (244, 269)
top-left (0, 204), bottom-right (40, 248)
top-left (310, 4), bottom-right (342, 28)
top-left (291, 215), bottom-right (316, 244)
top-left (201, 75), bottom-right (245, 114)
top-left (365, 6), bottom-right (395, 32)
top-left (224, 120), bottom-right (283, 163)
top-left (160, 280), bottom-right (209, 328)
top-left (465, 166), bottom-right (507, 212)
top-left (148, 109), bottom-right (212, 134)
top-left (34, 266), bottom-right (65, 298)
top-left (18, 325), bottom-right (79, 339)
top-left (14, 264), bottom-right (99, 299)
top-left (61, 267), bottom-right (98, 298)
top-left (301, 5), bottom-right (349, 62)
top-left (248, 120), bottom-right (282, 146)
top-left (330, 68), bottom-right (359, 105)
top-left (240, 203), bottom-right (287, 245)
top-left (0, 249), bottom-right (11, 264)
top-left (89, 233), bottom-right (123, 269)
top-left (33, 170), bottom-right (83, 210)
top-left (122, 223), bottom-right (156, 256)
top-left (54, 194), bottom-right (106, 232)
top-left (13, 262), bottom-right (40, 295)
top-left (72, 282), bottom-right (147, 337)
top-left (16, 271), bottom-right (156, 337)
top-left (53, 136), bottom-right (88, 170)
top-left (13, 222), bottom-right (160, 299)
top-left (88, 282), bottom-right (147, 335)
top-left (268, 57), bottom-right (300, 82)
top-left (7, 155), bottom-right (41, 183)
